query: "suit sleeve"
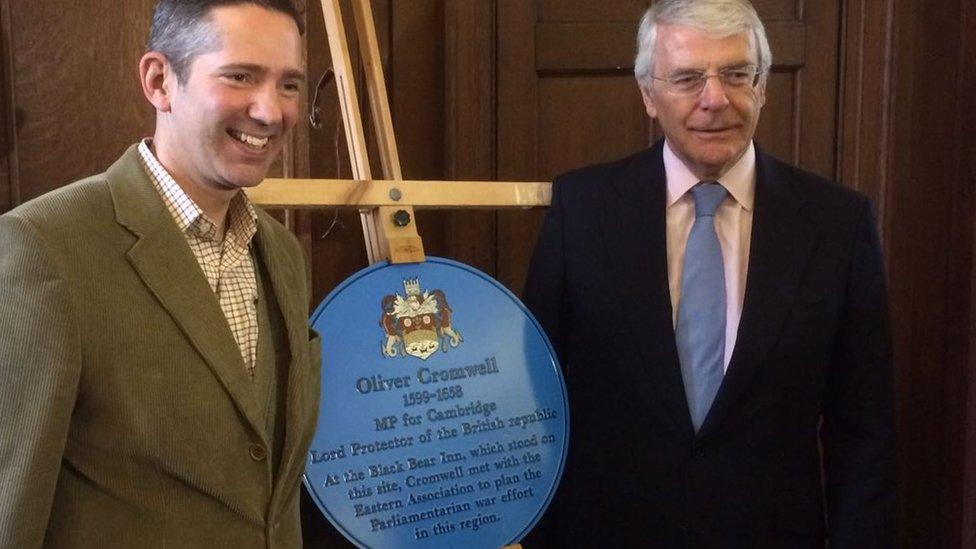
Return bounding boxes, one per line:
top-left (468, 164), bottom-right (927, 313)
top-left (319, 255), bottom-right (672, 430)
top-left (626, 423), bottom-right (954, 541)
top-left (523, 178), bottom-right (571, 365)
top-left (820, 200), bottom-right (896, 548)
top-left (0, 214), bottom-right (82, 548)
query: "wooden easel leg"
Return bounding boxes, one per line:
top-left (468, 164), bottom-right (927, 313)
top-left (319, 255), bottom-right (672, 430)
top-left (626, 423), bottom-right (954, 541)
top-left (319, 0), bottom-right (425, 264)
top-left (318, 0), bottom-right (382, 263)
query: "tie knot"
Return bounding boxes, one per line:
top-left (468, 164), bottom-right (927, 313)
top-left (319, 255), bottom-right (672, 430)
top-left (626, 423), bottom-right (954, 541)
top-left (692, 182), bottom-right (727, 218)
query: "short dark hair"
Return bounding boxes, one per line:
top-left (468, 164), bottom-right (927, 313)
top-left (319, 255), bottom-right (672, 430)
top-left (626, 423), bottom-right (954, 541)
top-left (147, 0), bottom-right (305, 84)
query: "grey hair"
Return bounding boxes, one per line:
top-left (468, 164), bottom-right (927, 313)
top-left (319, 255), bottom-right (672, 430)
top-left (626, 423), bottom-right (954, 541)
top-left (146, 0), bottom-right (304, 85)
top-left (633, 0), bottom-right (772, 90)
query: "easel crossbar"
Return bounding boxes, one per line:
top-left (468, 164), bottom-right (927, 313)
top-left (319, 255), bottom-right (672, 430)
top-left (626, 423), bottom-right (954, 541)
top-left (249, 179), bottom-right (551, 209)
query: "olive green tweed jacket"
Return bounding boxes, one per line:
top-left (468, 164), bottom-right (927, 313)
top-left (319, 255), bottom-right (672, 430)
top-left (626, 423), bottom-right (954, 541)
top-left (0, 146), bottom-right (321, 548)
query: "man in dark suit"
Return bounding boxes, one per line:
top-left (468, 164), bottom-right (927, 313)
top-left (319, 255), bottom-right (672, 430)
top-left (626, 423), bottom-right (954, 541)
top-left (0, 1), bottom-right (320, 547)
top-left (523, 1), bottom-right (895, 547)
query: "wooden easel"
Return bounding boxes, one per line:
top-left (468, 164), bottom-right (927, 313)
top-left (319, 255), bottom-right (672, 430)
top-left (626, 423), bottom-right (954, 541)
top-left (247, 1), bottom-right (547, 546)
top-left (246, 0), bottom-right (550, 267)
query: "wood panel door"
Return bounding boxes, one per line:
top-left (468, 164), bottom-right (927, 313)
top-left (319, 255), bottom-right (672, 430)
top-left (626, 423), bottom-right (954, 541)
top-left (494, 0), bottom-right (840, 294)
top-left (0, 0), bottom-right (310, 215)
top-left (0, 0), bottom-right (157, 211)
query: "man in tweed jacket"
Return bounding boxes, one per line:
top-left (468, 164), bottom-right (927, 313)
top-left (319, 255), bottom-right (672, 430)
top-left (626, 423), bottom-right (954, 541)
top-left (0, 1), bottom-right (320, 546)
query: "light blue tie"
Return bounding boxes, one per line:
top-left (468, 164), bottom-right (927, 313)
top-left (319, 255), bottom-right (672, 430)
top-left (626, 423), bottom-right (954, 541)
top-left (676, 182), bottom-right (727, 432)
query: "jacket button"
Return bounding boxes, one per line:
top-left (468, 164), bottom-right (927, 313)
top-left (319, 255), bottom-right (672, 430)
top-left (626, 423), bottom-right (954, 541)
top-left (249, 443), bottom-right (267, 461)
top-left (692, 445), bottom-right (706, 460)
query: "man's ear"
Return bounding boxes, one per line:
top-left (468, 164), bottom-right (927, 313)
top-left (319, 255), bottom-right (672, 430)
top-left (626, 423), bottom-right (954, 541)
top-left (753, 72), bottom-right (768, 108)
top-left (139, 52), bottom-right (174, 112)
top-left (639, 84), bottom-right (659, 119)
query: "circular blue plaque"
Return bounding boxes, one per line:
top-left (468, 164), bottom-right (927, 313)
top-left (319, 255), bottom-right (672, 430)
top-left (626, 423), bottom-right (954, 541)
top-left (304, 257), bottom-right (568, 549)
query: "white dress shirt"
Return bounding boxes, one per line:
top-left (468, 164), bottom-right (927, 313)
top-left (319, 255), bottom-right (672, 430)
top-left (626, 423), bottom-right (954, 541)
top-left (665, 140), bottom-right (756, 371)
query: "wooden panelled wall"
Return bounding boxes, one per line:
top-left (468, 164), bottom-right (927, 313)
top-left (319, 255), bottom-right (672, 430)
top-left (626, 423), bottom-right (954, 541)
top-left (1, 0), bottom-right (974, 546)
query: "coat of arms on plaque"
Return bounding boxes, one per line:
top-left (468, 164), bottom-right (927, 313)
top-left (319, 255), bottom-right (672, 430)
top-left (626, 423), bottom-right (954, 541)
top-left (379, 278), bottom-right (463, 360)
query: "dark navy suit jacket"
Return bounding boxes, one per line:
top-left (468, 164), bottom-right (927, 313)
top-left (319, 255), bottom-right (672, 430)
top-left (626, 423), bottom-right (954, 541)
top-left (523, 141), bottom-right (895, 548)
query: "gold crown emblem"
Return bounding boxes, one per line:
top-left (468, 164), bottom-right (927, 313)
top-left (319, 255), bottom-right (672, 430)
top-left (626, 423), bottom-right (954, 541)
top-left (403, 278), bottom-right (421, 296)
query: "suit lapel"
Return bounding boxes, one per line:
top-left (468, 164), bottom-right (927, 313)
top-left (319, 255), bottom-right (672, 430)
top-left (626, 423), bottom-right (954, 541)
top-left (697, 149), bottom-right (818, 438)
top-left (107, 146), bottom-right (267, 443)
top-left (598, 144), bottom-right (695, 437)
top-left (251, 215), bottom-right (309, 496)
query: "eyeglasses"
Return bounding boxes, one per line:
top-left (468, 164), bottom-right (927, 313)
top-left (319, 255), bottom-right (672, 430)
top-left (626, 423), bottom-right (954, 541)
top-left (650, 65), bottom-right (762, 97)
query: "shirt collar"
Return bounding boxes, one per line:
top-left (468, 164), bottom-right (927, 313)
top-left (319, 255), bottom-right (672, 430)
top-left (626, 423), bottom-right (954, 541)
top-left (138, 139), bottom-right (258, 244)
top-left (664, 139), bottom-right (756, 211)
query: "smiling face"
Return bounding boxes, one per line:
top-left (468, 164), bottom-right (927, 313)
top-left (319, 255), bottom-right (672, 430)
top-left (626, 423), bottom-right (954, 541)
top-left (640, 23), bottom-right (766, 181)
top-left (149, 4), bottom-right (304, 202)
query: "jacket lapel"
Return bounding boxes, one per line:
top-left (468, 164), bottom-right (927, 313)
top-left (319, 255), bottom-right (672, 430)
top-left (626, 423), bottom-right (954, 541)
top-left (697, 149), bottom-right (818, 438)
top-left (107, 146), bottom-right (267, 443)
top-left (251, 215), bottom-right (310, 496)
top-left (598, 143), bottom-right (696, 437)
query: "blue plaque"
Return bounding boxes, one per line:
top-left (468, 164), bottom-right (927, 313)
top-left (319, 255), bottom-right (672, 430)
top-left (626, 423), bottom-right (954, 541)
top-left (305, 257), bottom-right (568, 548)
